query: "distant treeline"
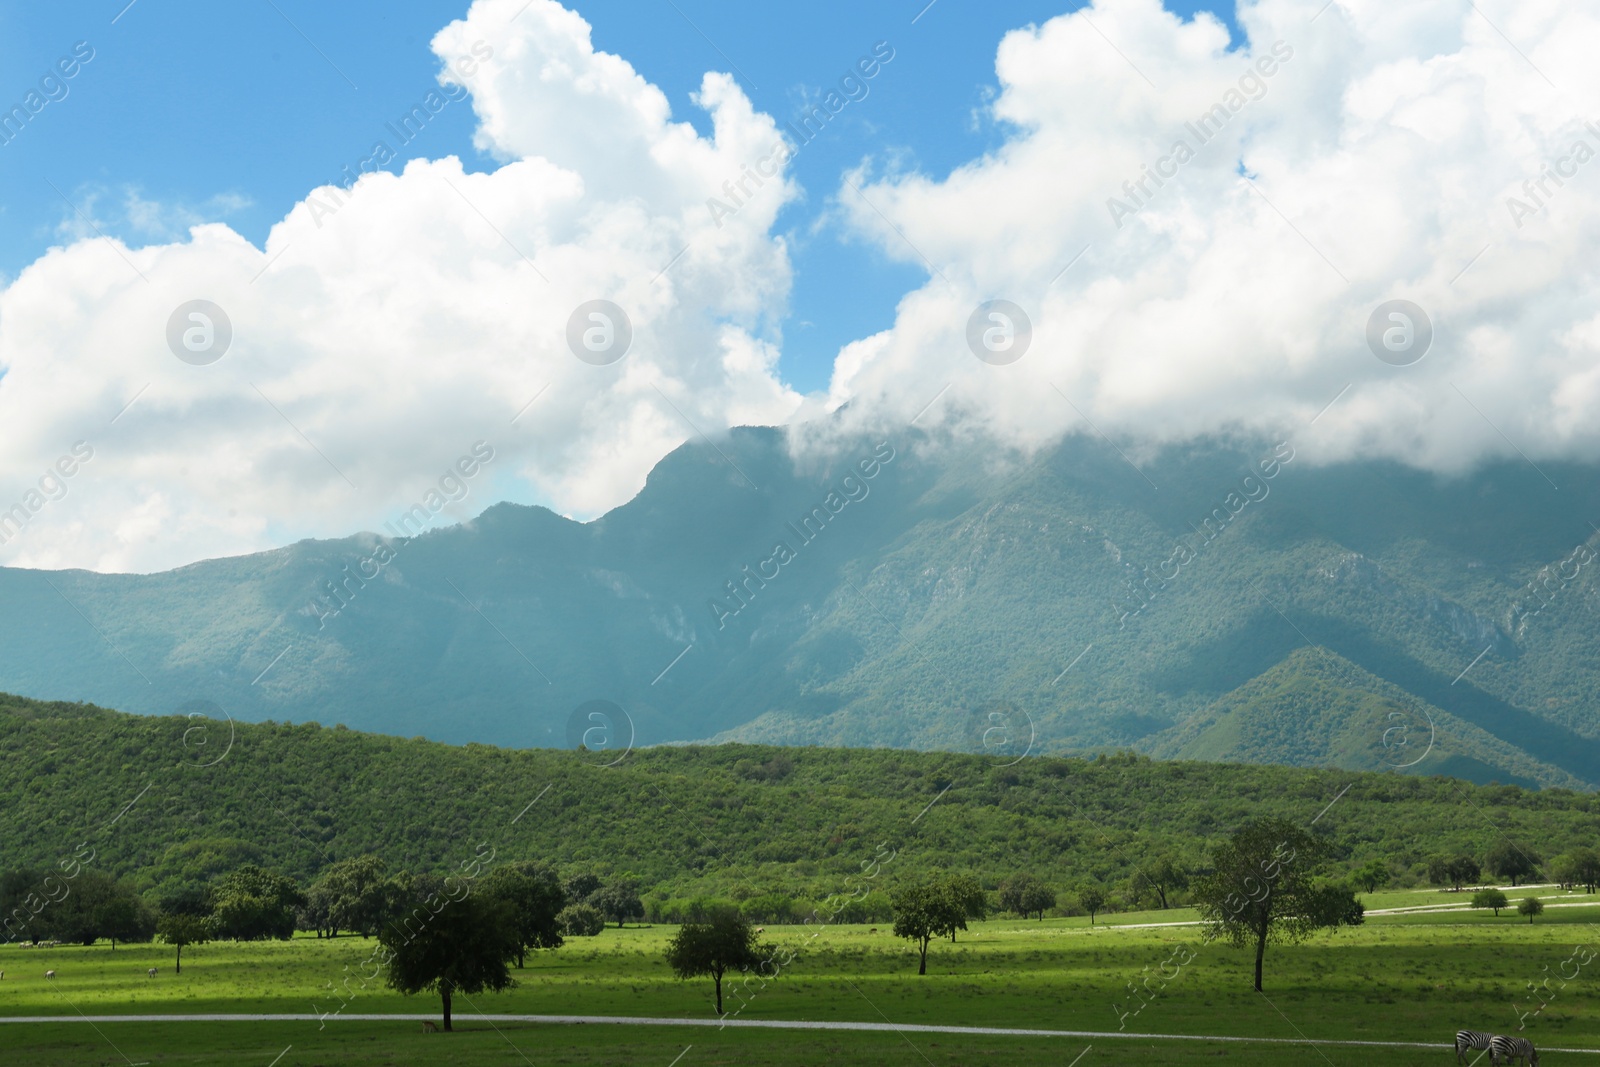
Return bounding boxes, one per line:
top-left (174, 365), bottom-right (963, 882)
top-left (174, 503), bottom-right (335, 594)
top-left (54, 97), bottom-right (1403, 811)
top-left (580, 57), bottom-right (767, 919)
top-left (1, 692), bottom-right (1595, 918)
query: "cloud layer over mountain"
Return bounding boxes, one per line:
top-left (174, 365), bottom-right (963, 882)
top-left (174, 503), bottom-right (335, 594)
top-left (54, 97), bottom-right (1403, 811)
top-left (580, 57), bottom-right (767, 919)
top-left (825, 0), bottom-right (1600, 478)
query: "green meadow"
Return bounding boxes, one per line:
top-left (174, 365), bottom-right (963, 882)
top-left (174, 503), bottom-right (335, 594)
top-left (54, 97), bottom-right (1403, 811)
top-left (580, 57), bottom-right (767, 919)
top-left (3, 886), bottom-right (1597, 1065)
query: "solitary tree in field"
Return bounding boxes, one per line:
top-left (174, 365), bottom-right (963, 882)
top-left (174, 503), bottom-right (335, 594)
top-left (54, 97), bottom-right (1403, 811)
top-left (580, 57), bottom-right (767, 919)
top-left (1487, 843), bottom-right (1542, 887)
top-left (155, 913), bottom-right (209, 974)
top-left (310, 855), bottom-right (402, 937)
top-left (664, 906), bottom-right (767, 1014)
top-left (94, 888), bottom-right (154, 951)
top-left (208, 865), bottom-right (304, 941)
top-left (590, 881), bottom-right (644, 928)
top-left (481, 862), bottom-right (565, 967)
top-left (1078, 885), bottom-right (1107, 925)
top-left (1427, 855), bottom-right (1481, 892)
top-left (380, 890), bottom-right (520, 1031)
top-left (1130, 858), bottom-right (1189, 909)
top-left (1192, 818), bottom-right (1364, 992)
top-left (891, 880), bottom-right (970, 974)
top-left (1518, 897), bottom-right (1545, 924)
top-left (998, 874), bottom-right (1055, 920)
top-left (1349, 859), bottom-right (1390, 894)
top-left (944, 875), bottom-right (988, 942)
top-left (1471, 889), bottom-right (1509, 916)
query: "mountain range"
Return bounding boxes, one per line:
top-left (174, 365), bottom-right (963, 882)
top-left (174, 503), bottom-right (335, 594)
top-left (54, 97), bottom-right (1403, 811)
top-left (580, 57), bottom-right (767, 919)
top-left (1, 424), bottom-right (1596, 789)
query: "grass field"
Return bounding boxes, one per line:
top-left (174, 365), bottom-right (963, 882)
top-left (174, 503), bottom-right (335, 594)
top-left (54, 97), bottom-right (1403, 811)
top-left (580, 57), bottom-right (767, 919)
top-left (3, 885), bottom-right (1597, 1065)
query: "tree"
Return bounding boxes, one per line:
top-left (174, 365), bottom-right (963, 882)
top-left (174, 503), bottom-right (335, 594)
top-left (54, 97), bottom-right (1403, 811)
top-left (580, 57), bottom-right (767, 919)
top-left (1553, 848), bottom-right (1600, 893)
top-left (1349, 859), bottom-right (1390, 894)
top-left (558, 902), bottom-right (605, 936)
top-left (1192, 818), bottom-right (1364, 992)
top-left (1078, 885), bottom-right (1107, 925)
top-left (740, 893), bottom-right (797, 925)
top-left (95, 890), bottom-right (155, 950)
top-left (37, 872), bottom-right (151, 947)
top-left (298, 882), bottom-right (336, 939)
top-left (664, 906), bottom-right (767, 1014)
top-left (156, 912), bottom-right (209, 974)
top-left (998, 874), bottom-right (1055, 920)
top-left (1518, 897), bottom-right (1545, 924)
top-left (1427, 854), bottom-right (1481, 892)
top-left (309, 855), bottom-right (400, 937)
top-left (891, 880), bottom-right (969, 975)
top-left (563, 872), bottom-right (602, 904)
top-left (1471, 889), bottom-right (1509, 916)
top-left (1487, 842), bottom-right (1541, 887)
top-left (481, 862), bottom-right (565, 967)
top-left (943, 875), bottom-right (988, 942)
top-left (590, 881), bottom-right (644, 928)
top-left (380, 888), bottom-right (520, 1031)
top-left (1130, 858), bottom-right (1189, 909)
top-left (208, 865), bottom-right (304, 941)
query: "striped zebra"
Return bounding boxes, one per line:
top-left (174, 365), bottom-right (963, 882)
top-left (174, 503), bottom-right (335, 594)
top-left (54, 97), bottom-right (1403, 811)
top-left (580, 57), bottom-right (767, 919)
top-left (1489, 1034), bottom-right (1539, 1067)
top-left (1456, 1030), bottom-right (1495, 1063)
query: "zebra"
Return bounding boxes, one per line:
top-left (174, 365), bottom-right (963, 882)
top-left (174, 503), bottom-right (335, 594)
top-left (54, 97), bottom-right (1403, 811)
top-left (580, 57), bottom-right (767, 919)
top-left (1456, 1030), bottom-right (1495, 1063)
top-left (1489, 1034), bottom-right (1539, 1067)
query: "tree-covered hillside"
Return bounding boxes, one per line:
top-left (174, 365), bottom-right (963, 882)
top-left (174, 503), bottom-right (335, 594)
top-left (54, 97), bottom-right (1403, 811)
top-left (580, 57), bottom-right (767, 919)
top-left (0, 694), bottom-right (1589, 909)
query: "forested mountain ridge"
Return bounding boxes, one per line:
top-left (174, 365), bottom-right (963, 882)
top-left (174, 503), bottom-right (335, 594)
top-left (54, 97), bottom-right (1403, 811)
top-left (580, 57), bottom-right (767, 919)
top-left (0, 693), bottom-right (1590, 906)
top-left (0, 426), bottom-right (1596, 787)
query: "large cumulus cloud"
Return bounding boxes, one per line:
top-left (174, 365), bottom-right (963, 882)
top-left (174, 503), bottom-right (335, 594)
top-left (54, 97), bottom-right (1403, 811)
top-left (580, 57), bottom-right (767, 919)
top-left (821, 0), bottom-right (1600, 479)
top-left (0, 0), bottom-right (801, 573)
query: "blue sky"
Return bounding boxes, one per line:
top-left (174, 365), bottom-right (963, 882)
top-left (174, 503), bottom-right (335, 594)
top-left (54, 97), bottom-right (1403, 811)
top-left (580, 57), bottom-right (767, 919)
top-left (0, 0), bottom-right (1238, 394)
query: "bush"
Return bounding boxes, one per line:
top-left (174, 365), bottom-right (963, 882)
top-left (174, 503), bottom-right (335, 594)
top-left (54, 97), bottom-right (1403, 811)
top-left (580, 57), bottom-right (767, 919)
top-left (558, 903), bottom-right (605, 937)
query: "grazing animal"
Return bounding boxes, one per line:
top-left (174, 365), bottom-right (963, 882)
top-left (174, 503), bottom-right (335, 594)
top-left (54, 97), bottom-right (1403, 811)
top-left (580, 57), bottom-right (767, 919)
top-left (1456, 1030), bottom-right (1495, 1063)
top-left (755, 927), bottom-right (765, 934)
top-left (421, 1020), bottom-right (439, 1034)
top-left (147, 968), bottom-right (157, 978)
top-left (869, 928), bottom-right (878, 934)
top-left (44, 970), bottom-right (56, 980)
top-left (1490, 1034), bottom-right (1540, 1067)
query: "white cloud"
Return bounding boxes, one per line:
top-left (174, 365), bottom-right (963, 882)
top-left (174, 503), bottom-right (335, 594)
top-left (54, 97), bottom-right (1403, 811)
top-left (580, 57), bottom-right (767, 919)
top-left (0, 0), bottom-right (803, 572)
top-left (6, 0), bottom-right (1599, 575)
top-left (820, 0), bottom-right (1600, 479)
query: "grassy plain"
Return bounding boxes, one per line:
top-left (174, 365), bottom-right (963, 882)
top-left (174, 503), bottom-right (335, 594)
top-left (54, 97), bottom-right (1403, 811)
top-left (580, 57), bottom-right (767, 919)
top-left (2, 886), bottom-right (1597, 1065)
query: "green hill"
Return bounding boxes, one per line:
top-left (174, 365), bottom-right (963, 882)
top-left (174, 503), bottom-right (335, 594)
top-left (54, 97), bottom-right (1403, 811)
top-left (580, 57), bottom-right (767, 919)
top-left (0, 694), bottom-right (1592, 904)
top-left (1148, 648), bottom-right (1576, 789)
top-left (1, 427), bottom-right (1597, 787)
